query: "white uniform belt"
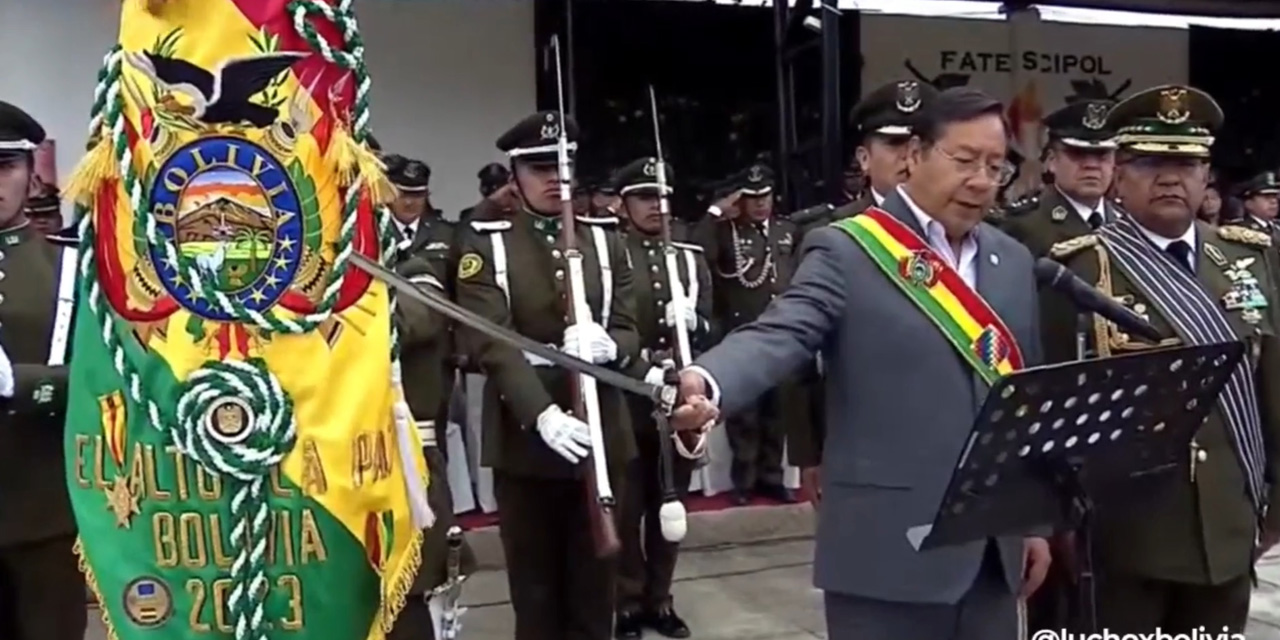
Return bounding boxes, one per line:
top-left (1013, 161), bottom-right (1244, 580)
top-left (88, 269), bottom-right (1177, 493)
top-left (415, 420), bottom-right (438, 448)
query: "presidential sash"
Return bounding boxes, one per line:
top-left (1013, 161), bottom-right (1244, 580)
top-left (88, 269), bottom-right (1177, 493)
top-left (63, 1), bottom-right (431, 638)
top-left (834, 209), bottom-right (1023, 385)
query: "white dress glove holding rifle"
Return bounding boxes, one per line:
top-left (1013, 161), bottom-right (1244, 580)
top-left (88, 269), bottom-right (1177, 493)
top-left (664, 301), bottom-right (698, 332)
top-left (562, 322), bottom-right (617, 364)
top-left (536, 405), bottom-right (593, 464)
top-left (644, 358), bottom-right (676, 387)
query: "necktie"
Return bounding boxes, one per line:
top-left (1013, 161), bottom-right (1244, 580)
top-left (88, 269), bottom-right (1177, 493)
top-left (1165, 240), bottom-right (1194, 274)
top-left (1087, 211), bottom-right (1103, 230)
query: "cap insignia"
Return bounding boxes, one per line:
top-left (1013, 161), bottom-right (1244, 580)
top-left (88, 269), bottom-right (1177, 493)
top-left (1083, 103), bottom-right (1108, 130)
top-left (643, 159), bottom-right (657, 177)
top-left (747, 165), bottom-right (765, 183)
top-left (896, 81), bottom-right (922, 114)
top-left (1157, 88), bottom-right (1190, 125)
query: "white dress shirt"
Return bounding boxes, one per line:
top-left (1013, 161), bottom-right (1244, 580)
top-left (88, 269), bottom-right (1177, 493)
top-left (870, 189), bottom-right (885, 207)
top-left (1134, 221), bottom-right (1198, 272)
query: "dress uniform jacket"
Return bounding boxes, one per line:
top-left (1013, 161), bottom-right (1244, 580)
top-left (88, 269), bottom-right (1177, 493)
top-left (0, 223), bottom-right (77, 546)
top-left (453, 200), bottom-right (640, 478)
top-left (0, 222), bottom-right (86, 640)
top-left (1048, 222), bottom-right (1280, 627)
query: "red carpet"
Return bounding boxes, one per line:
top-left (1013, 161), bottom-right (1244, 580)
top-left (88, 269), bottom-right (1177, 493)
top-left (456, 487), bottom-right (812, 530)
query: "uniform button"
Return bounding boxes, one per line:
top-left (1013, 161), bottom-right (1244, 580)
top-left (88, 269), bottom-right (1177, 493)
top-left (658, 317), bottom-right (666, 325)
top-left (658, 337), bottom-right (667, 345)
top-left (545, 235), bottom-right (556, 244)
top-left (1197, 449), bottom-right (1208, 462)
top-left (650, 265), bottom-right (659, 273)
top-left (555, 270), bottom-right (565, 280)
top-left (653, 281), bottom-right (662, 290)
top-left (0, 271), bottom-right (6, 281)
top-left (648, 250), bottom-right (656, 257)
top-left (553, 249), bottom-right (563, 259)
top-left (0, 251), bottom-right (6, 261)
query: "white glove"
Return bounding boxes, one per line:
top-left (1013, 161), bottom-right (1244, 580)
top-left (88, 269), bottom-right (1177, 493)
top-left (0, 344), bottom-right (13, 398)
top-left (644, 367), bottom-right (667, 387)
top-left (562, 322), bottom-right (618, 364)
top-left (536, 405), bottom-right (592, 464)
top-left (664, 301), bottom-right (699, 332)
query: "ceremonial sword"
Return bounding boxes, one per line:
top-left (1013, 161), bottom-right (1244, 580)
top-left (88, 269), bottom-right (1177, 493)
top-left (348, 252), bottom-right (672, 406)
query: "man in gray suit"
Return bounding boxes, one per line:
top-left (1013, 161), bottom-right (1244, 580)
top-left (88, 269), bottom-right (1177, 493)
top-left (674, 88), bottom-right (1052, 639)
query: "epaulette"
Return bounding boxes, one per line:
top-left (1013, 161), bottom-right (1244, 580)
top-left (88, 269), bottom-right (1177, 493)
top-left (1218, 225), bottom-right (1272, 248)
top-left (1049, 234), bottom-right (1099, 260)
top-left (576, 215), bottom-right (619, 226)
top-left (670, 241), bottom-right (704, 254)
top-left (1004, 193), bottom-right (1041, 217)
top-left (470, 220), bottom-right (511, 233)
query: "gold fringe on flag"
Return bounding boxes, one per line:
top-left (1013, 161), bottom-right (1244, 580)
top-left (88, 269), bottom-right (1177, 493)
top-left (326, 121), bottom-right (396, 205)
top-left (64, 133), bottom-right (117, 205)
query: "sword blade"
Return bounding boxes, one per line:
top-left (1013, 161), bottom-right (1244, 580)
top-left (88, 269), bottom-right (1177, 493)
top-left (349, 253), bottom-right (660, 401)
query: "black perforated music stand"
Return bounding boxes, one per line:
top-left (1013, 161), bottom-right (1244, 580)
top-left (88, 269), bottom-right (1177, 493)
top-left (905, 341), bottom-right (1244, 632)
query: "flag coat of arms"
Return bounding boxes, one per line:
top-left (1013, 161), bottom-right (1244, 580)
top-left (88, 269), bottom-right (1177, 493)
top-left (63, 1), bottom-right (431, 638)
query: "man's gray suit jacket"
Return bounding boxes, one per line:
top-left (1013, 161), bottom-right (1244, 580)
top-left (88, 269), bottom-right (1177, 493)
top-left (695, 191), bottom-right (1046, 605)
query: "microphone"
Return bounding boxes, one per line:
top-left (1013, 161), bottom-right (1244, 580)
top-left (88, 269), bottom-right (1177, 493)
top-left (1033, 257), bottom-right (1164, 343)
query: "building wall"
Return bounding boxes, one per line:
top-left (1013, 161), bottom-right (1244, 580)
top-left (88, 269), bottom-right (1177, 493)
top-left (0, 0), bottom-right (536, 219)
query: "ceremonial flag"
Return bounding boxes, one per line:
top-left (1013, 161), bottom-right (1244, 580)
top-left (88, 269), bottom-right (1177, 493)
top-left (64, 1), bottom-right (430, 638)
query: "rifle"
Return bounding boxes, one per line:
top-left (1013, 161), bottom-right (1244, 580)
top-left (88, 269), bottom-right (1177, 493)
top-left (647, 86), bottom-right (704, 544)
top-left (552, 35), bottom-right (620, 559)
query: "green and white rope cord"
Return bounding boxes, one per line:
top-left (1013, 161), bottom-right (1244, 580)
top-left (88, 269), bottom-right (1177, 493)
top-left (172, 359), bottom-right (296, 640)
top-left (73, 3), bottom-right (400, 638)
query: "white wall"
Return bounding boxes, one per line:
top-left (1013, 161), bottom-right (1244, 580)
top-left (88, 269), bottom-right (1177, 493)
top-left (0, 0), bottom-right (535, 219)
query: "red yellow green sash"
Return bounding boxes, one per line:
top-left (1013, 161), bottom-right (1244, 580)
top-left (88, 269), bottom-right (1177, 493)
top-left (833, 208), bottom-right (1023, 385)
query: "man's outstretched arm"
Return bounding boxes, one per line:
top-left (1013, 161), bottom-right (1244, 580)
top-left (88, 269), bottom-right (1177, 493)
top-left (687, 227), bottom-right (853, 417)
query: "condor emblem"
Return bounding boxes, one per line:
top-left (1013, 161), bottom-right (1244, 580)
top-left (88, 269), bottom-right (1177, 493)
top-left (1157, 88), bottom-right (1190, 125)
top-left (540, 113), bottom-right (559, 140)
top-left (1083, 103), bottom-right (1108, 130)
top-left (896, 81), bottom-right (922, 113)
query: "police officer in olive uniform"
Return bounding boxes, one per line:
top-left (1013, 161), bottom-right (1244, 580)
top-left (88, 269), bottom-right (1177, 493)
top-left (1228, 170), bottom-right (1280, 242)
top-left (1000, 98), bottom-right (1120, 258)
top-left (587, 176), bottom-right (621, 223)
top-left (387, 250), bottom-right (477, 640)
top-left (694, 162), bottom-right (800, 505)
top-left (610, 157), bottom-right (715, 640)
top-left (0, 101), bottom-right (86, 640)
top-left (460, 162), bottom-right (511, 224)
top-left (453, 111), bottom-right (641, 640)
top-left (25, 189), bottom-right (61, 237)
top-left (1045, 85), bottom-right (1280, 634)
top-left (385, 155), bottom-right (456, 272)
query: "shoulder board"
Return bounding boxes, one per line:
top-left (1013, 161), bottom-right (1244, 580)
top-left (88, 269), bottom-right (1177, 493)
top-left (576, 215), bottom-right (618, 226)
top-left (1005, 194), bottom-right (1041, 216)
top-left (1049, 234), bottom-right (1099, 260)
top-left (1218, 225), bottom-right (1272, 248)
top-left (670, 241), bottom-right (704, 254)
top-left (470, 220), bottom-right (511, 233)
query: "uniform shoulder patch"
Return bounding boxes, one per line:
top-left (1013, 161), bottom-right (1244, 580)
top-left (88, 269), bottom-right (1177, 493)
top-left (470, 220), bottom-right (511, 233)
top-left (670, 241), bottom-right (704, 254)
top-left (457, 253), bottom-right (485, 280)
top-left (1218, 225), bottom-right (1272, 248)
top-left (1049, 234), bottom-right (1099, 260)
